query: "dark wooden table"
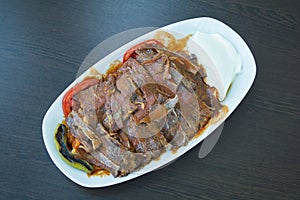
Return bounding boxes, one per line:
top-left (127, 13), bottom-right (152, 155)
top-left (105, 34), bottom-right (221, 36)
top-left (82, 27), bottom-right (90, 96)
top-left (1, 0), bottom-right (299, 199)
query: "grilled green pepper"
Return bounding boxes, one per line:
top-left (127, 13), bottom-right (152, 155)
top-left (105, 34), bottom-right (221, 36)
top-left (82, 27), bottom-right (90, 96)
top-left (54, 124), bottom-right (93, 173)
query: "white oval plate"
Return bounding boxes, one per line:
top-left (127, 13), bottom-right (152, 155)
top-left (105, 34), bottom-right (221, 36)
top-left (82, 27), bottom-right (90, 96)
top-left (42, 17), bottom-right (256, 187)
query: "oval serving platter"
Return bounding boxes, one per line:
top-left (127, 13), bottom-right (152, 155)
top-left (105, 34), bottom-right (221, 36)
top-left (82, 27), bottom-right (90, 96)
top-left (42, 17), bottom-right (256, 187)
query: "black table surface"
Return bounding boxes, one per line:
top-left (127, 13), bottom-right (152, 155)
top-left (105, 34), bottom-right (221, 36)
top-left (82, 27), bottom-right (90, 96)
top-left (1, 0), bottom-right (299, 199)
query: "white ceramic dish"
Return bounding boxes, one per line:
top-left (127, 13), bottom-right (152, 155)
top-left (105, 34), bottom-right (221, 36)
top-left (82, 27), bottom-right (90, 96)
top-left (42, 17), bottom-right (256, 187)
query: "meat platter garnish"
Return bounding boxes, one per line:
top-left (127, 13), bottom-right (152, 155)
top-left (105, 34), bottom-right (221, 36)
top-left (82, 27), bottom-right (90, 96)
top-left (54, 31), bottom-right (228, 177)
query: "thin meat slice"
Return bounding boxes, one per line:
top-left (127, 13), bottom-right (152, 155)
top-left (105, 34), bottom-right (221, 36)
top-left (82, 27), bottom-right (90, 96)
top-left (72, 85), bottom-right (102, 129)
top-left (160, 108), bottom-right (184, 150)
top-left (66, 112), bottom-right (154, 177)
top-left (143, 54), bottom-right (183, 93)
top-left (176, 84), bottom-right (201, 139)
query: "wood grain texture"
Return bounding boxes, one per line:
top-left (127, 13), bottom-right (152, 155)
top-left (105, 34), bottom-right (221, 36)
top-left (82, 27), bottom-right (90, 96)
top-left (0, 0), bottom-right (299, 199)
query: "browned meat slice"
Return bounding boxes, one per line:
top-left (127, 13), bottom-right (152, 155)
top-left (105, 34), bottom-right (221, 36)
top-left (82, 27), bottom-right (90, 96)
top-left (66, 111), bottom-right (102, 152)
top-left (66, 112), bottom-right (154, 177)
top-left (72, 85), bottom-right (102, 129)
top-left (143, 54), bottom-right (183, 93)
top-left (114, 130), bottom-right (132, 150)
top-left (123, 110), bottom-right (168, 157)
top-left (110, 90), bottom-right (137, 129)
top-left (176, 84), bottom-right (200, 139)
top-left (107, 92), bottom-right (169, 155)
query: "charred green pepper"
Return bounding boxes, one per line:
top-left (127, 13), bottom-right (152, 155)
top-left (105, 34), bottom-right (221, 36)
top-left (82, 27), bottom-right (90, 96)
top-left (54, 124), bottom-right (93, 173)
